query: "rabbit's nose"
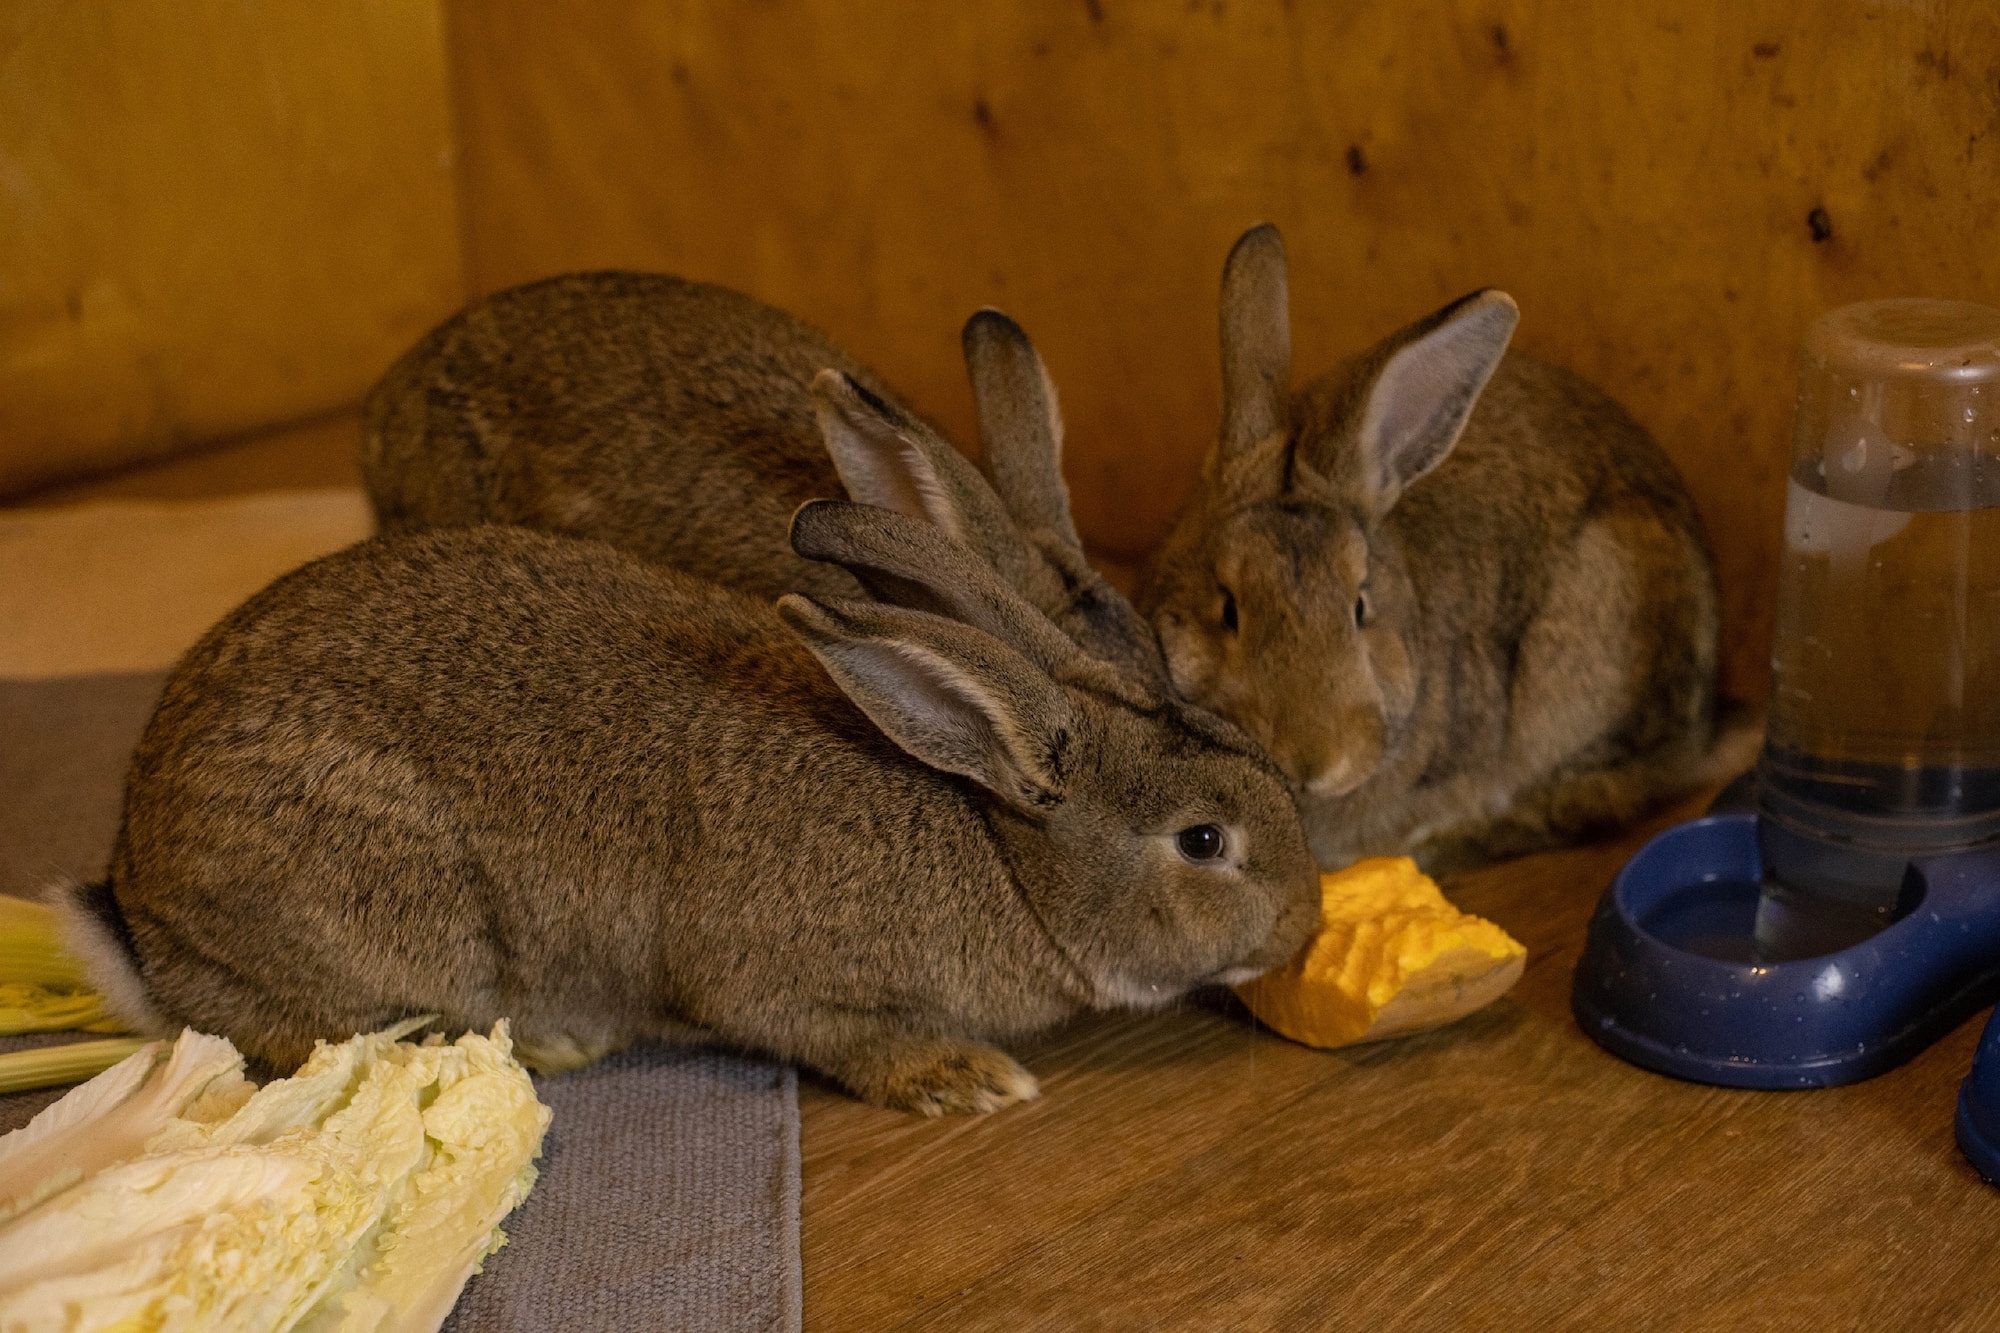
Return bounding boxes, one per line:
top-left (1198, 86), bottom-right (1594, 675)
top-left (1287, 714), bottom-right (1382, 796)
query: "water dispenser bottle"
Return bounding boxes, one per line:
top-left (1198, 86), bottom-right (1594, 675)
top-left (1757, 299), bottom-right (2000, 956)
top-left (1575, 297), bottom-right (2000, 1104)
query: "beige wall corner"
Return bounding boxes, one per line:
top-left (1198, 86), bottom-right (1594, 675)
top-left (0, 489), bottom-right (376, 679)
top-left (0, 0), bottom-right (464, 498)
top-left (444, 0), bottom-right (2000, 701)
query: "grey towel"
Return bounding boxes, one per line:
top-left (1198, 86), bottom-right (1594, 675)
top-left (0, 671), bottom-right (803, 1332)
top-left (443, 1048), bottom-right (802, 1332)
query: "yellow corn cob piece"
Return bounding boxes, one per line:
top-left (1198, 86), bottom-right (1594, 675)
top-left (0, 895), bottom-right (135, 1037)
top-left (1235, 856), bottom-right (1526, 1049)
top-left (0, 983), bottom-right (127, 1035)
top-left (0, 1037), bottom-right (150, 1094)
top-left (0, 895), bottom-right (89, 991)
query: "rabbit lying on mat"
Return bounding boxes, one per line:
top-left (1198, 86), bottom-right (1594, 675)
top-left (1144, 225), bottom-right (1743, 875)
top-left (57, 384), bottom-right (1317, 1117)
top-left (363, 272), bottom-right (1163, 684)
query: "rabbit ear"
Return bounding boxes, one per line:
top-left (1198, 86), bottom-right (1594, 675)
top-left (812, 370), bottom-right (965, 540)
top-left (790, 498), bottom-right (1082, 677)
top-left (1217, 224), bottom-right (1292, 464)
top-left (778, 593), bottom-right (1077, 813)
top-left (962, 309), bottom-right (1083, 550)
top-left (811, 370), bottom-right (1055, 594)
top-left (810, 370), bottom-right (1164, 692)
top-left (1348, 289), bottom-right (1518, 515)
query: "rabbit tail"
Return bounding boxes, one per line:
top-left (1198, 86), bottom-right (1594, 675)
top-left (51, 877), bottom-right (169, 1035)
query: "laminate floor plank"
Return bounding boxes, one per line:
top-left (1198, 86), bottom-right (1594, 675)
top-left (800, 1004), bottom-right (1367, 1328)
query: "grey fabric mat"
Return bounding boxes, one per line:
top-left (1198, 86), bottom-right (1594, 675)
top-left (0, 671), bottom-right (803, 1332)
top-left (443, 1049), bottom-right (802, 1332)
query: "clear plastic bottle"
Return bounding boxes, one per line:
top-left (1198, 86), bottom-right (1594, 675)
top-left (1757, 299), bottom-right (2000, 958)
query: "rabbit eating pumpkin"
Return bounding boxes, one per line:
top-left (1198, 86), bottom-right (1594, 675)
top-left (60, 379), bottom-right (1319, 1117)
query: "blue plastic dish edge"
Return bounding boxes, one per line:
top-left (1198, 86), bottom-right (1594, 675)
top-left (1572, 811), bottom-right (2000, 1089)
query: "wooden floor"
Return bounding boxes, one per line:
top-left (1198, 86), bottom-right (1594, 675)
top-left (798, 804), bottom-right (2000, 1331)
top-left (21, 424), bottom-right (2000, 1330)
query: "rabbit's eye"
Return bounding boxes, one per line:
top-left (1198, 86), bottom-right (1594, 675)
top-left (1218, 586), bottom-right (1239, 633)
top-left (1354, 591), bottom-right (1371, 627)
top-left (1176, 824), bottom-right (1228, 862)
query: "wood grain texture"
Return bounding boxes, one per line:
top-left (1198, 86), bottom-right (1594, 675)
top-left (445, 0), bottom-right (2000, 702)
top-left (0, 0), bottom-right (463, 496)
top-left (799, 796), bottom-right (2000, 1330)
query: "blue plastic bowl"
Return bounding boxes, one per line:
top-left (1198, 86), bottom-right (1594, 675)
top-left (1573, 812), bottom-right (2000, 1088)
top-left (1957, 1007), bottom-right (2000, 1181)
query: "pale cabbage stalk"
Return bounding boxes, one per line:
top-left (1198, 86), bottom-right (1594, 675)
top-left (0, 1019), bottom-right (551, 1332)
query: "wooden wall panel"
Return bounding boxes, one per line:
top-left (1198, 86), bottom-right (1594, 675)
top-left (447, 0), bottom-right (2000, 700)
top-left (0, 0), bottom-right (463, 496)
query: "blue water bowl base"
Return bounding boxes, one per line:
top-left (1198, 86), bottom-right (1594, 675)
top-left (1571, 812), bottom-right (2000, 1089)
top-left (1956, 1006), bottom-right (2000, 1182)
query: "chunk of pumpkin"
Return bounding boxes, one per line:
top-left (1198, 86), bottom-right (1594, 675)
top-left (1234, 856), bottom-right (1525, 1049)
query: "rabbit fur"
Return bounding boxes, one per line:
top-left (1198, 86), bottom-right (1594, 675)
top-left (59, 388), bottom-right (1317, 1116)
top-left (363, 272), bottom-right (1163, 683)
top-left (1142, 224), bottom-right (1728, 875)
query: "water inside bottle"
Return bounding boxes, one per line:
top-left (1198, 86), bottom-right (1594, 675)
top-left (1767, 448), bottom-right (2000, 794)
top-left (1758, 434), bottom-right (2000, 958)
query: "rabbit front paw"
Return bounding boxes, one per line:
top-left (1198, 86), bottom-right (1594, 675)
top-left (842, 1038), bottom-right (1041, 1117)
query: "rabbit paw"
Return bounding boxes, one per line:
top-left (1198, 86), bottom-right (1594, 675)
top-left (855, 1038), bottom-right (1041, 1117)
top-left (513, 1031), bottom-right (613, 1073)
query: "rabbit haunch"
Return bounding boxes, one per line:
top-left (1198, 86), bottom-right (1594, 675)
top-left (59, 516), bottom-right (1316, 1117)
top-left (1143, 224), bottom-right (1727, 875)
top-left (362, 272), bottom-right (1164, 685)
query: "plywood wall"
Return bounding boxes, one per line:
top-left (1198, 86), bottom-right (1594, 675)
top-left (0, 0), bottom-right (463, 496)
top-left (446, 0), bottom-right (2000, 701)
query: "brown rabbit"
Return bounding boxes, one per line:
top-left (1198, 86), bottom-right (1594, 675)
top-left (1142, 225), bottom-right (1735, 875)
top-left (362, 273), bottom-right (1163, 682)
top-left (58, 384), bottom-right (1317, 1116)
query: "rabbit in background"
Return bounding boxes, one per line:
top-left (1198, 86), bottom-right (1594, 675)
top-left (363, 272), bottom-right (1163, 683)
top-left (59, 380), bottom-right (1318, 1116)
top-left (1143, 224), bottom-right (1749, 876)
